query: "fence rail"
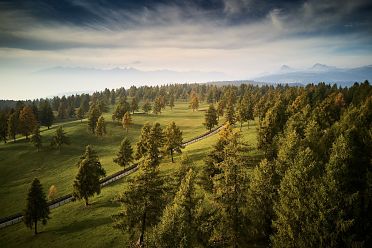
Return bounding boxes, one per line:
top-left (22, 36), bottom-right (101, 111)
top-left (0, 124), bottom-right (225, 229)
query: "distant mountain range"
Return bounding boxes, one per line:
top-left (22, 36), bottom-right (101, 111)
top-left (252, 64), bottom-right (372, 87)
top-left (37, 66), bottom-right (228, 84)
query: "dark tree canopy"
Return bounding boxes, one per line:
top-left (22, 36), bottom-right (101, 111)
top-left (23, 178), bottom-right (50, 235)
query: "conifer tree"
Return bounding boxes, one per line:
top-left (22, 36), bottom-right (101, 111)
top-left (113, 155), bottom-right (165, 246)
top-left (148, 122), bottom-right (165, 166)
top-left (76, 107), bottom-right (84, 122)
top-left (7, 112), bottom-right (17, 142)
top-left (57, 102), bottom-right (67, 119)
top-left (212, 139), bottom-right (248, 247)
top-left (217, 100), bottom-right (225, 119)
top-left (0, 111), bottom-right (8, 143)
top-left (163, 121), bottom-right (183, 163)
top-left (247, 159), bottom-right (277, 239)
top-left (30, 125), bottom-right (42, 151)
top-left (19, 106), bottom-right (37, 139)
top-left (151, 169), bottom-right (198, 247)
top-left (73, 145), bottom-right (106, 206)
top-left (113, 137), bottom-right (133, 168)
top-left (135, 122), bottom-right (152, 159)
top-left (87, 104), bottom-right (102, 134)
top-left (204, 104), bottom-right (218, 131)
top-left (39, 100), bottom-right (54, 129)
top-left (122, 111), bottom-right (132, 133)
top-left (50, 126), bottom-right (70, 151)
top-left (189, 91), bottom-right (199, 111)
top-left (225, 103), bottom-right (236, 125)
top-left (169, 94), bottom-right (175, 110)
top-left (48, 185), bottom-right (58, 201)
top-left (271, 148), bottom-right (320, 248)
top-left (142, 100), bottom-right (152, 114)
top-left (153, 97), bottom-right (162, 114)
top-left (95, 116), bottom-right (106, 136)
top-left (23, 178), bottom-right (50, 235)
top-left (131, 97), bottom-right (139, 114)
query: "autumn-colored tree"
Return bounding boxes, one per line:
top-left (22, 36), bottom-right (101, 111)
top-left (95, 116), bottom-right (106, 136)
top-left (122, 112), bottom-right (132, 133)
top-left (189, 91), bottom-right (199, 111)
top-left (19, 106), bottom-right (37, 139)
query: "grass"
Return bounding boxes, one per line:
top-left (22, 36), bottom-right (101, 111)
top-left (0, 101), bottom-right (261, 247)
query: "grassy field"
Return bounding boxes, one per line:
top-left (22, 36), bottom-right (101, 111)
top-left (0, 101), bottom-right (261, 247)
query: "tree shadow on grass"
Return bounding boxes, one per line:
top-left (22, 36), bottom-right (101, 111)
top-left (53, 216), bottom-right (112, 235)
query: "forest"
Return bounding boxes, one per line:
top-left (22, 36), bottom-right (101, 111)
top-left (0, 81), bottom-right (371, 248)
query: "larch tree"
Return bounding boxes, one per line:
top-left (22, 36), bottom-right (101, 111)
top-left (39, 100), bottom-right (54, 129)
top-left (224, 103), bottom-right (236, 125)
top-left (87, 103), bottom-right (102, 134)
top-left (73, 145), bottom-right (106, 206)
top-left (23, 178), bottom-right (50, 235)
top-left (247, 159), bottom-right (278, 239)
top-left (212, 138), bottom-right (248, 247)
top-left (151, 169), bottom-right (198, 247)
top-left (19, 106), bottom-right (37, 139)
top-left (95, 116), bottom-right (106, 137)
top-left (113, 137), bottom-right (134, 168)
top-left (163, 121), bottom-right (183, 163)
top-left (122, 111), bottom-right (132, 133)
top-left (204, 104), bottom-right (218, 131)
top-left (131, 97), bottom-right (139, 114)
top-left (113, 155), bottom-right (165, 247)
top-left (48, 185), bottom-right (58, 201)
top-left (30, 125), bottom-right (42, 151)
top-left (142, 100), bottom-right (152, 114)
top-left (153, 97), bottom-right (162, 114)
top-left (148, 122), bottom-right (165, 166)
top-left (76, 107), bottom-right (84, 122)
top-left (189, 91), bottom-right (199, 111)
top-left (7, 112), bottom-right (17, 142)
top-left (50, 126), bottom-right (70, 151)
top-left (0, 111), bottom-right (8, 143)
top-left (135, 122), bottom-right (152, 160)
top-left (169, 94), bottom-right (175, 110)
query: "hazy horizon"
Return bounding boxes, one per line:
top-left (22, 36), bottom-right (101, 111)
top-left (1, 0), bottom-right (372, 99)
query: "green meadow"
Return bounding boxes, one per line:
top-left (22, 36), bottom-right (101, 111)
top-left (0, 101), bottom-right (260, 247)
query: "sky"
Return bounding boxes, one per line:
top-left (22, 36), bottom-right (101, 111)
top-left (0, 0), bottom-right (372, 99)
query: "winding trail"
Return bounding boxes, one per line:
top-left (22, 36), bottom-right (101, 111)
top-left (0, 124), bottom-right (225, 229)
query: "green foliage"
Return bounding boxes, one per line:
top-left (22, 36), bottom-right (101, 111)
top-left (136, 122), bottom-right (165, 165)
top-left (95, 116), bottom-right (106, 137)
top-left (204, 104), bottom-right (218, 131)
top-left (87, 104), bottom-right (102, 134)
top-left (75, 107), bottom-right (84, 122)
top-left (247, 159), bottom-right (278, 239)
top-left (122, 112), bottom-right (132, 133)
top-left (0, 111), bottom-right (8, 143)
top-left (113, 137), bottom-right (133, 168)
top-left (151, 169), bottom-right (198, 248)
top-left (30, 125), bottom-right (42, 151)
top-left (211, 139), bottom-right (248, 247)
top-left (39, 100), bottom-right (54, 129)
top-left (7, 112), bottom-right (17, 141)
top-left (23, 178), bottom-right (50, 235)
top-left (163, 121), bottom-right (183, 163)
top-left (130, 97), bottom-right (139, 114)
top-left (189, 91), bottom-right (199, 111)
top-left (169, 94), bottom-right (175, 110)
top-left (153, 97), bottom-right (162, 114)
top-left (271, 148), bottom-right (320, 248)
top-left (73, 145), bottom-right (106, 206)
top-left (50, 126), bottom-right (70, 151)
top-left (113, 155), bottom-right (165, 246)
top-left (224, 103), bottom-right (236, 125)
top-left (19, 106), bottom-right (37, 139)
top-left (142, 100), bottom-right (152, 114)
top-left (112, 100), bottom-right (130, 122)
